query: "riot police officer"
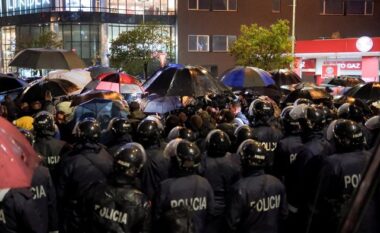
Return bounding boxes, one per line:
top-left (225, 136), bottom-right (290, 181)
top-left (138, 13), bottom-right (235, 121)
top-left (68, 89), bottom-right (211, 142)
top-left (308, 119), bottom-right (371, 233)
top-left (56, 117), bottom-right (113, 233)
top-left (137, 117), bottom-right (169, 200)
top-left (83, 142), bottom-right (151, 233)
top-left (226, 139), bottom-right (288, 233)
top-left (33, 111), bottom-right (71, 182)
top-left (167, 126), bottom-right (197, 142)
top-left (105, 117), bottom-right (133, 156)
top-left (365, 115), bottom-right (380, 150)
top-left (155, 139), bottom-right (215, 233)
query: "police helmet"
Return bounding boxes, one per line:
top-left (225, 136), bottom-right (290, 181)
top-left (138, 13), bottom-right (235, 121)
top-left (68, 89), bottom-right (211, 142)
top-left (113, 142), bottom-right (146, 178)
top-left (238, 139), bottom-right (267, 169)
top-left (75, 117), bottom-right (101, 143)
top-left (205, 129), bottom-right (231, 157)
top-left (234, 125), bottom-right (254, 146)
top-left (294, 98), bottom-right (313, 106)
top-left (33, 111), bottom-right (55, 135)
top-left (19, 129), bottom-right (35, 146)
top-left (107, 117), bottom-right (132, 136)
top-left (281, 106), bottom-right (301, 135)
top-left (290, 104), bottom-right (326, 132)
top-left (167, 126), bottom-right (196, 142)
top-left (175, 140), bottom-right (201, 172)
top-left (318, 105), bottom-right (336, 124)
top-left (248, 99), bottom-right (274, 123)
top-left (337, 103), bottom-right (365, 123)
top-left (137, 118), bottom-right (162, 144)
top-left (331, 119), bottom-right (364, 151)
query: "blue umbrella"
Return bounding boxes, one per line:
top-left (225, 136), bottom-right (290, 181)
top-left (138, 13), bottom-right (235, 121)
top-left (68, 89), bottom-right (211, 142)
top-left (220, 66), bottom-right (275, 90)
top-left (143, 63), bottom-right (184, 95)
top-left (143, 96), bottom-right (182, 114)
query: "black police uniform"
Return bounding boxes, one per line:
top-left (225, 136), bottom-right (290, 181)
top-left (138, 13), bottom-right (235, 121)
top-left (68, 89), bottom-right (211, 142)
top-left (0, 188), bottom-right (45, 233)
top-left (31, 165), bottom-right (59, 233)
top-left (106, 134), bottom-right (133, 156)
top-left (308, 150), bottom-right (371, 233)
top-left (33, 134), bottom-right (71, 182)
top-left (155, 174), bottom-right (215, 233)
top-left (56, 142), bottom-right (113, 233)
top-left (226, 170), bottom-right (288, 233)
top-left (83, 181), bottom-right (151, 233)
top-left (141, 143), bottom-right (169, 201)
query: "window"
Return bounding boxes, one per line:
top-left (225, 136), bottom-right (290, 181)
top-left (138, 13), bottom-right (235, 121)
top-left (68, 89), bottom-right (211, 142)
top-left (212, 35), bottom-right (236, 52)
top-left (346, 0), bottom-right (373, 15)
top-left (273, 0), bottom-right (280, 12)
top-left (188, 35), bottom-right (209, 52)
top-left (189, 0), bottom-right (210, 10)
top-left (212, 0), bottom-right (237, 11)
top-left (321, 0), bottom-right (344, 15)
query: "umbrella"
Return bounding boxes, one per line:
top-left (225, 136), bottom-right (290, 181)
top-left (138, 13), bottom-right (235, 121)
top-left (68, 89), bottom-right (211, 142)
top-left (220, 66), bottom-right (275, 90)
top-left (47, 69), bottom-right (92, 90)
top-left (0, 117), bottom-right (40, 188)
top-left (70, 90), bottom-right (123, 107)
top-left (73, 98), bottom-right (128, 129)
top-left (283, 87), bottom-right (332, 105)
top-left (20, 79), bottom-right (80, 102)
top-left (9, 48), bottom-right (86, 70)
top-left (344, 82), bottom-right (380, 102)
top-left (166, 65), bottom-right (231, 97)
top-left (270, 69), bottom-right (301, 87)
top-left (83, 72), bottom-right (143, 94)
top-left (323, 76), bottom-right (365, 87)
top-left (0, 76), bottom-right (28, 92)
top-left (143, 96), bottom-right (182, 114)
top-left (143, 64), bottom-right (185, 95)
top-left (87, 66), bottom-right (116, 80)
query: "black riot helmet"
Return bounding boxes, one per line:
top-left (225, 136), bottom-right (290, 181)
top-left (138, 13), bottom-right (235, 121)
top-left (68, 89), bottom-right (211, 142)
top-left (205, 129), bottom-right (231, 157)
top-left (318, 105), bottom-right (336, 124)
top-left (281, 106), bottom-right (301, 135)
top-left (33, 111), bottom-right (55, 136)
top-left (113, 142), bottom-right (146, 182)
top-left (165, 139), bottom-right (201, 174)
top-left (290, 104), bottom-right (326, 133)
top-left (107, 117), bottom-right (132, 136)
top-left (75, 117), bottom-right (101, 143)
top-left (337, 103), bottom-right (365, 123)
top-left (167, 126), bottom-right (196, 142)
top-left (238, 139), bottom-right (267, 171)
top-left (248, 99), bottom-right (274, 124)
top-left (137, 118), bottom-right (162, 145)
top-left (19, 129), bottom-right (35, 146)
top-left (331, 119), bottom-right (365, 152)
top-left (294, 98), bottom-right (313, 106)
top-left (234, 125), bottom-right (254, 146)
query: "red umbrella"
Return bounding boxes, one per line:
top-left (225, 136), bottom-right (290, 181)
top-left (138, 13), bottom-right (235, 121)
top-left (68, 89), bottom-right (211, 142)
top-left (88, 72), bottom-right (144, 94)
top-left (0, 117), bottom-right (40, 188)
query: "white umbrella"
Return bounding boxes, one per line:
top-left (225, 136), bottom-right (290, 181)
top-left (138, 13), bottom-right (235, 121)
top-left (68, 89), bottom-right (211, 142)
top-left (46, 69), bottom-right (92, 93)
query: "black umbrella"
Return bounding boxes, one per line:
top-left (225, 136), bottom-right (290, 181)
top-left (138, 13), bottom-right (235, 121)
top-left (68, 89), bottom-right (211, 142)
top-left (323, 76), bottom-right (365, 87)
top-left (9, 48), bottom-right (86, 70)
top-left (0, 76), bottom-right (28, 92)
top-left (346, 82), bottom-right (380, 102)
top-left (143, 64), bottom-right (184, 95)
top-left (270, 70), bottom-right (301, 87)
top-left (20, 79), bottom-right (79, 102)
top-left (283, 87), bottom-right (332, 105)
top-left (166, 65), bottom-right (231, 97)
top-left (87, 66), bottom-right (117, 80)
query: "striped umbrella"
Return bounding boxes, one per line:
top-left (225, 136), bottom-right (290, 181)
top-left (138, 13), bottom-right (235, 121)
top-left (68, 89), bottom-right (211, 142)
top-left (220, 66), bottom-right (275, 90)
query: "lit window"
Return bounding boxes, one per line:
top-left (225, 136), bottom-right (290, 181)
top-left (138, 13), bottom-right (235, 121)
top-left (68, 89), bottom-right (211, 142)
top-left (212, 0), bottom-right (237, 11)
top-left (346, 0), bottom-right (373, 15)
top-left (188, 35), bottom-right (209, 52)
top-left (273, 0), bottom-right (281, 12)
top-left (189, 0), bottom-right (210, 10)
top-left (212, 35), bottom-right (236, 52)
top-left (321, 0), bottom-right (344, 15)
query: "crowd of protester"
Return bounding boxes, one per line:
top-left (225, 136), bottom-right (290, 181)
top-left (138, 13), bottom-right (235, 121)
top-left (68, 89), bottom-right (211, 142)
top-left (0, 90), bottom-right (379, 233)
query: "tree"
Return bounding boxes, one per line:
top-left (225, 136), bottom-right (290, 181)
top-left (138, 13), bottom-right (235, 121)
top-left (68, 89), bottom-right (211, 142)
top-left (17, 31), bottom-right (62, 52)
top-left (110, 22), bottom-right (174, 79)
top-left (230, 19), bottom-right (293, 71)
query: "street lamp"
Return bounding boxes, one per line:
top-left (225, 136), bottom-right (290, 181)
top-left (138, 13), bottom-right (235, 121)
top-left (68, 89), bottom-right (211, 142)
top-left (138, 0), bottom-right (149, 24)
top-left (291, 0), bottom-right (296, 69)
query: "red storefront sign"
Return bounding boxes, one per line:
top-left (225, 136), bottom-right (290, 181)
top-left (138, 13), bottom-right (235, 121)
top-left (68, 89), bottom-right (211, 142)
top-left (323, 61), bottom-right (362, 71)
top-left (322, 64), bottom-right (338, 78)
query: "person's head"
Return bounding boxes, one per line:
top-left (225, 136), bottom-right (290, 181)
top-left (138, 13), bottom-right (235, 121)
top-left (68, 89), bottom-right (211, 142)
top-left (30, 101), bottom-right (42, 111)
top-left (168, 126), bottom-right (196, 142)
top-left (238, 139), bottom-right (267, 173)
top-left (55, 111), bottom-right (66, 124)
top-left (107, 117), bottom-right (132, 137)
top-left (74, 117), bottom-right (101, 143)
top-left (33, 111), bottom-right (55, 136)
top-left (294, 98), bottom-right (313, 106)
top-left (234, 125), bottom-right (254, 146)
top-left (290, 104), bottom-right (326, 134)
top-left (248, 99), bottom-right (274, 124)
top-left (327, 119), bottom-right (365, 152)
top-left (281, 106), bottom-right (301, 135)
top-left (189, 115), bottom-right (203, 131)
top-left (337, 102), bottom-right (366, 124)
top-left (113, 142), bottom-right (146, 184)
top-left (205, 129), bottom-right (231, 157)
top-left (137, 118), bottom-right (162, 146)
top-left (230, 101), bottom-right (242, 115)
top-left (129, 101), bottom-right (141, 112)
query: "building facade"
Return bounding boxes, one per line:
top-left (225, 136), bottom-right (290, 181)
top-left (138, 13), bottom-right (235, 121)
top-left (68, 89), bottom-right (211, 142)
top-left (177, 0), bottom-right (380, 77)
top-left (0, 0), bottom-right (176, 72)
